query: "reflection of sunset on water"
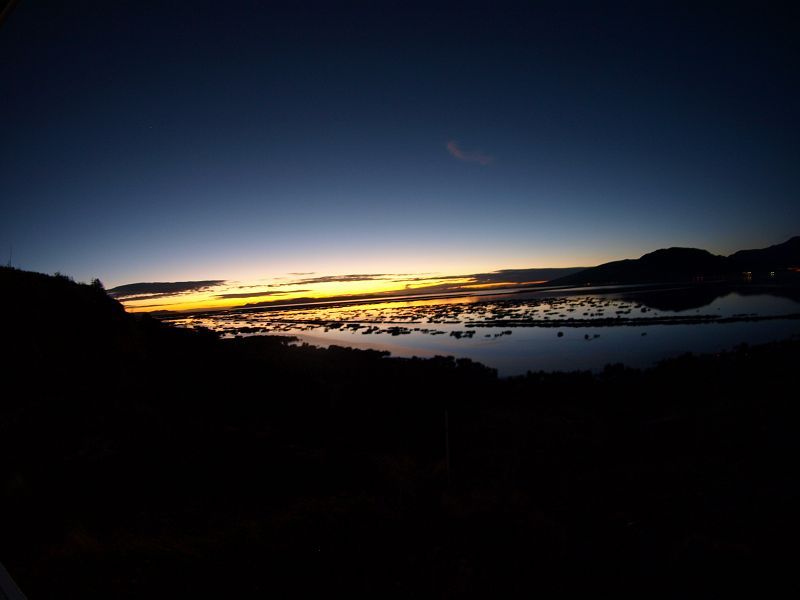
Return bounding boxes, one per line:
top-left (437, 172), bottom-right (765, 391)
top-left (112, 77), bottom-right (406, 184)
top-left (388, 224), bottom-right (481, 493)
top-left (164, 288), bottom-right (800, 376)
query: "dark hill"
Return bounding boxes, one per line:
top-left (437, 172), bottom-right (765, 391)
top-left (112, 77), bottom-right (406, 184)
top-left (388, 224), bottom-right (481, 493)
top-left (551, 236), bottom-right (800, 286)
top-left (728, 235), bottom-right (800, 270)
top-left (553, 247), bottom-right (725, 286)
top-left (0, 266), bottom-right (220, 382)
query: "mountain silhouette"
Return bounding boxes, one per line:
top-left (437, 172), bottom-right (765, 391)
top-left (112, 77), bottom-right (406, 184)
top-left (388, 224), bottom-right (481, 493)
top-left (551, 236), bottom-right (800, 286)
top-left (728, 236), bottom-right (800, 270)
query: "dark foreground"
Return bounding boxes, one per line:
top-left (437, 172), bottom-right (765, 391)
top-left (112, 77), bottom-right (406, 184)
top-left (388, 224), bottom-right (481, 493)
top-left (2, 266), bottom-right (800, 598)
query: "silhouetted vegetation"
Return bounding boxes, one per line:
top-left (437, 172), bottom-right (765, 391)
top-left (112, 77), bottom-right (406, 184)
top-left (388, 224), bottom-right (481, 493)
top-left (2, 266), bottom-right (800, 597)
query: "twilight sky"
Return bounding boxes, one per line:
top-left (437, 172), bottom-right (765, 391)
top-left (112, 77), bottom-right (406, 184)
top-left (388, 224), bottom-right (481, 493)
top-left (1, 1), bottom-right (798, 300)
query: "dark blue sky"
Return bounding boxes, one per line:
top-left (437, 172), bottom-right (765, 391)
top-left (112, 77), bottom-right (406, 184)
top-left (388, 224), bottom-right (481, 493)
top-left (2, 1), bottom-right (798, 287)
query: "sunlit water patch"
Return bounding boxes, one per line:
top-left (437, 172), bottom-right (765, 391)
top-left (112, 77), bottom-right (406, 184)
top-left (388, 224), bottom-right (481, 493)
top-left (165, 286), bottom-right (800, 376)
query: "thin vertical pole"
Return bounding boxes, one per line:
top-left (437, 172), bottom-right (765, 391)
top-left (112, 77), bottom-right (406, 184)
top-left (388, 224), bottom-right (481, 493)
top-left (445, 408), bottom-right (451, 488)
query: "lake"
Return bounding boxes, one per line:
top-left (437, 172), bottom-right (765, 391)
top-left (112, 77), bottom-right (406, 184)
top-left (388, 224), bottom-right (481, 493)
top-left (166, 284), bottom-right (800, 376)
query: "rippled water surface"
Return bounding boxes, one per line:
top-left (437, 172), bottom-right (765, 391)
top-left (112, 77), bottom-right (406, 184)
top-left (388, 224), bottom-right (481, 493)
top-left (167, 285), bottom-right (800, 375)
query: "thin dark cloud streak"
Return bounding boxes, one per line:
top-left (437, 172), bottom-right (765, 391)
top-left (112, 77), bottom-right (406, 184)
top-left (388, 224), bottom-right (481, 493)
top-left (215, 289), bottom-right (311, 299)
top-left (270, 273), bottom-right (414, 286)
top-left (234, 267), bottom-right (588, 311)
top-left (108, 280), bottom-right (226, 300)
top-left (391, 274), bottom-right (473, 283)
top-left (394, 268), bottom-right (586, 287)
top-left (113, 268), bottom-right (589, 310)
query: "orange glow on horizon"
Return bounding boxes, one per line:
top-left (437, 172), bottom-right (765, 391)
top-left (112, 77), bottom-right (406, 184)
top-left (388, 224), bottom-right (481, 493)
top-left (120, 274), bottom-right (489, 313)
top-left (113, 248), bottom-right (610, 314)
top-left (459, 280), bottom-right (547, 290)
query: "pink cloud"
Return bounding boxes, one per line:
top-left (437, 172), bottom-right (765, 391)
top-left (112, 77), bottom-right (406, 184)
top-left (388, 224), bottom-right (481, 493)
top-left (446, 140), bottom-right (493, 165)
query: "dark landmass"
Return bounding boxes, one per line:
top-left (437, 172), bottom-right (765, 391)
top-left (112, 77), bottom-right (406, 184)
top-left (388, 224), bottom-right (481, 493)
top-left (729, 235), bottom-right (800, 270)
top-left (2, 266), bottom-right (800, 597)
top-left (553, 235), bottom-right (800, 286)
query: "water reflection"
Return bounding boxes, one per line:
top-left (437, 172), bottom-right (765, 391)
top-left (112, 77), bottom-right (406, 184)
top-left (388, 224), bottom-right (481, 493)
top-left (167, 285), bottom-right (800, 375)
top-left (619, 285), bottom-right (800, 312)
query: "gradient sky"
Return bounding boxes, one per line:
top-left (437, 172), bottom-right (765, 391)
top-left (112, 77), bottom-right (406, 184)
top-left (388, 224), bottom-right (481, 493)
top-left (2, 0), bottom-right (798, 294)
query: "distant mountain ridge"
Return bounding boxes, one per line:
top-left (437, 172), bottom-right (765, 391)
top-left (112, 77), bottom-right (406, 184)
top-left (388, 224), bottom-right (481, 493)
top-left (728, 236), bottom-right (800, 270)
top-left (551, 236), bottom-right (800, 286)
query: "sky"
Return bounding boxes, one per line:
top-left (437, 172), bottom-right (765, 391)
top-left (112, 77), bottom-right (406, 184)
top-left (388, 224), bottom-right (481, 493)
top-left (106, 267), bottom-right (583, 312)
top-left (1, 0), bottom-right (798, 311)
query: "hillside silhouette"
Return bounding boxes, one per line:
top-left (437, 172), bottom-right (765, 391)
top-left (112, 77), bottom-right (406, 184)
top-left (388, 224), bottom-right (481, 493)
top-left (729, 235), bottom-right (800, 270)
top-left (552, 236), bottom-right (800, 286)
top-left (2, 266), bottom-right (800, 597)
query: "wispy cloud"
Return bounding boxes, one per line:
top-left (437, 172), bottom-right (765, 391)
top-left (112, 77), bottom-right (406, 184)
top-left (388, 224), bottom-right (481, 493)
top-left (392, 274), bottom-right (473, 283)
top-left (108, 280), bottom-right (225, 300)
top-left (293, 273), bottom-right (395, 284)
top-left (117, 266), bottom-right (594, 313)
top-left (234, 267), bottom-right (588, 311)
top-left (446, 140), bottom-right (492, 165)
top-left (270, 273), bottom-right (412, 287)
top-left (392, 268), bottom-right (586, 288)
top-left (214, 289), bottom-right (311, 299)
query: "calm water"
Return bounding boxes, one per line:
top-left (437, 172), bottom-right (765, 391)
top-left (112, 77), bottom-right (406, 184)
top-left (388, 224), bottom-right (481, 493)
top-left (168, 285), bottom-right (800, 376)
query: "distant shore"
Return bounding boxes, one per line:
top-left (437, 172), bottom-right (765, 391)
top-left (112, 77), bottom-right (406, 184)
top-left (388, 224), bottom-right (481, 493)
top-left (154, 279), bottom-right (800, 319)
